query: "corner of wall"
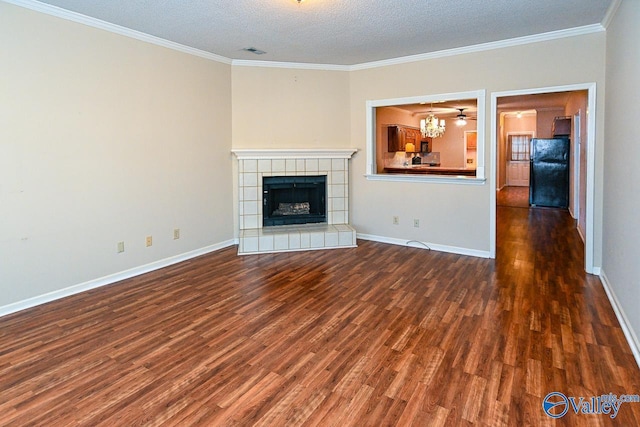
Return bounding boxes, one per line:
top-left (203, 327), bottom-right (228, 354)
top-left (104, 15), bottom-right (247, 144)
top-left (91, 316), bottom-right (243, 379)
top-left (599, 270), bottom-right (640, 369)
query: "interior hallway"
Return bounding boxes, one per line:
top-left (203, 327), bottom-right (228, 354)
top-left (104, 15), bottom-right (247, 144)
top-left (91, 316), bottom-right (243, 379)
top-left (497, 186), bottom-right (530, 208)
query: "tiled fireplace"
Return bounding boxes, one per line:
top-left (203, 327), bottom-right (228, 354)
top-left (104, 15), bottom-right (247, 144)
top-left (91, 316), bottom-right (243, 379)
top-left (231, 149), bottom-right (358, 255)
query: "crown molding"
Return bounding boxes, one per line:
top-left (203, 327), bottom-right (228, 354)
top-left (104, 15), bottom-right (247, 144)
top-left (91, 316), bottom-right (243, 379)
top-left (229, 23), bottom-right (605, 71)
top-left (349, 24), bottom-right (605, 71)
top-left (232, 59), bottom-right (350, 72)
top-left (601, 0), bottom-right (622, 29)
top-left (5, 0), bottom-right (606, 71)
top-left (3, 0), bottom-right (232, 64)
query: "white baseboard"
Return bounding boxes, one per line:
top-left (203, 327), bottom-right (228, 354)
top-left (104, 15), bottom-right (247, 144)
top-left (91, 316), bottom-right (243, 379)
top-left (357, 233), bottom-right (491, 258)
top-left (599, 270), bottom-right (640, 369)
top-left (0, 239), bottom-right (236, 318)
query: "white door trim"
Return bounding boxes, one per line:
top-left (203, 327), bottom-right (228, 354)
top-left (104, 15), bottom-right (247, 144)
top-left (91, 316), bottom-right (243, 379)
top-left (490, 83), bottom-right (597, 274)
top-left (573, 112), bottom-right (581, 223)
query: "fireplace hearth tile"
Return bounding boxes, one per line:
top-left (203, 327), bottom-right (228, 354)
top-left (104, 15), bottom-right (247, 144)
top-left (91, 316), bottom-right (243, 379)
top-left (243, 228), bottom-right (259, 237)
top-left (241, 236), bottom-right (259, 253)
top-left (238, 224), bottom-right (356, 255)
top-left (274, 234), bottom-right (289, 250)
top-left (310, 232), bottom-right (325, 248)
top-left (289, 232), bottom-right (301, 249)
top-left (300, 233), bottom-right (311, 249)
top-left (339, 231), bottom-right (353, 246)
top-left (325, 231), bottom-right (339, 247)
top-left (259, 235), bottom-right (274, 251)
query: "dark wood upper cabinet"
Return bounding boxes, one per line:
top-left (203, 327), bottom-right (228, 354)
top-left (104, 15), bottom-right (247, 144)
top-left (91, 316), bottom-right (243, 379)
top-left (387, 125), bottom-right (428, 152)
top-left (553, 116), bottom-right (571, 136)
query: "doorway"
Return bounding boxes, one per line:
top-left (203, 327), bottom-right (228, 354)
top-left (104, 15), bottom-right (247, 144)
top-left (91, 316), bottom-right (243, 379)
top-left (505, 130), bottom-right (535, 188)
top-left (490, 84), bottom-right (596, 273)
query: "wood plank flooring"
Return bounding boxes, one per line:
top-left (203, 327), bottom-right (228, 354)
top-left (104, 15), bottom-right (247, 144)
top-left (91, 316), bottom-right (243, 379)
top-left (497, 186), bottom-right (530, 208)
top-left (1, 207), bottom-right (639, 426)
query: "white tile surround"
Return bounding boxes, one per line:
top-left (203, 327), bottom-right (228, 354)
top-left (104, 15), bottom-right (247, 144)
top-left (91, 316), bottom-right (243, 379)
top-left (231, 149), bottom-right (358, 255)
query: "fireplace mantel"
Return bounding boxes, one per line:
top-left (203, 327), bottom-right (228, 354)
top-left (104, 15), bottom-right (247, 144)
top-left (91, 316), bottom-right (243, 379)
top-left (231, 148), bottom-right (357, 160)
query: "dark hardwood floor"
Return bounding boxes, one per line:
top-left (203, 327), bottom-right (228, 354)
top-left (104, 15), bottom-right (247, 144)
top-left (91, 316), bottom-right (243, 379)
top-left (1, 208), bottom-right (639, 426)
top-left (497, 186), bottom-right (530, 208)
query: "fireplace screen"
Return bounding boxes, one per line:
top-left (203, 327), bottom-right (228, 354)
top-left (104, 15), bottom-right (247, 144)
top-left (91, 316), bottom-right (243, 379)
top-left (263, 176), bottom-right (327, 226)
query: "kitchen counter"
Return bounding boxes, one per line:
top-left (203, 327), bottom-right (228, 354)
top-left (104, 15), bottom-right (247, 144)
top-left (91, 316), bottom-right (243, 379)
top-left (384, 165), bottom-right (477, 176)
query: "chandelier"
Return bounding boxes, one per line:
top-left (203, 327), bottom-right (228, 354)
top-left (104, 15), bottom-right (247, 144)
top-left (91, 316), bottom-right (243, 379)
top-left (420, 113), bottom-right (446, 138)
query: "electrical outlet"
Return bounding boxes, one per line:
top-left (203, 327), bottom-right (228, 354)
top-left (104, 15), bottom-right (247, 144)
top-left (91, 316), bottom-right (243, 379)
top-left (117, 241), bottom-right (125, 253)
top-left (393, 216), bottom-right (399, 225)
top-left (146, 236), bottom-right (153, 247)
top-left (173, 228), bottom-right (180, 240)
top-left (414, 219), bottom-right (420, 228)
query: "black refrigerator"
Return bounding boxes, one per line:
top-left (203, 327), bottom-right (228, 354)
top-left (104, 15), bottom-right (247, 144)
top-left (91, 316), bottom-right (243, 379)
top-left (529, 138), bottom-right (570, 208)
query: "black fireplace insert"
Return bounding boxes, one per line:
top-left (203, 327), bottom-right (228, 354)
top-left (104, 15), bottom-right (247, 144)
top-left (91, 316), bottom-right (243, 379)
top-left (263, 175), bottom-right (326, 226)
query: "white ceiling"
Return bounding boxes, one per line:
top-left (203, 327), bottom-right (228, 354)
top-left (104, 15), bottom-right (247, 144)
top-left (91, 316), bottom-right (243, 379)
top-left (29, 0), bottom-right (614, 66)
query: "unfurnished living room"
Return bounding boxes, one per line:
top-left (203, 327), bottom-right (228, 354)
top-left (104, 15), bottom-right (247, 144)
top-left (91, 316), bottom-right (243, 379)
top-left (1, 0), bottom-right (639, 425)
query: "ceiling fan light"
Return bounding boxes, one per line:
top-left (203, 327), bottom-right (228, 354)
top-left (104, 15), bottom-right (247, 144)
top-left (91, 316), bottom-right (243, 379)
top-left (456, 118), bottom-right (467, 126)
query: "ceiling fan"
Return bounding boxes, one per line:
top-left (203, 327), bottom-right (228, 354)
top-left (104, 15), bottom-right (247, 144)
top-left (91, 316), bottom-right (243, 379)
top-left (455, 108), bottom-right (476, 126)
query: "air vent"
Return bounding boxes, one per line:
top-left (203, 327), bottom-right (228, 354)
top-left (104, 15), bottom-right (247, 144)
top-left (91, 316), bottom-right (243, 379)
top-left (242, 47), bottom-right (266, 55)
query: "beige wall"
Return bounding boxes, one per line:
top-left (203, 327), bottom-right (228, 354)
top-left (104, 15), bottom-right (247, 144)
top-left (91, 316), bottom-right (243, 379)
top-left (231, 66), bottom-right (350, 148)
top-left (505, 115), bottom-right (537, 135)
top-left (0, 3), bottom-right (233, 308)
top-left (349, 33), bottom-right (606, 253)
top-left (603, 1), bottom-right (640, 352)
top-left (536, 108), bottom-right (565, 138)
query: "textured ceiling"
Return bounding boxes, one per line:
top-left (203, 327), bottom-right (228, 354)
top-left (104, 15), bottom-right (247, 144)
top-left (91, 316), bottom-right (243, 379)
top-left (31, 0), bottom-right (613, 66)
